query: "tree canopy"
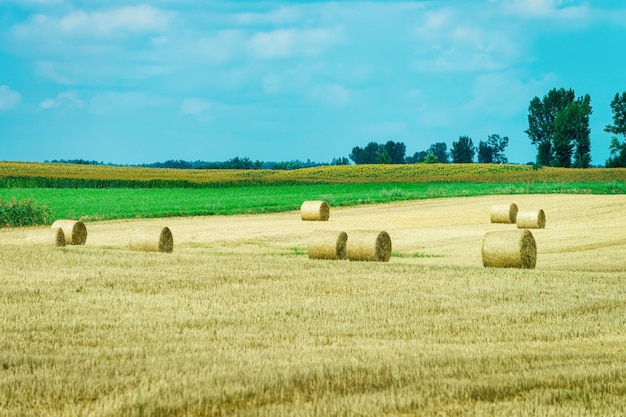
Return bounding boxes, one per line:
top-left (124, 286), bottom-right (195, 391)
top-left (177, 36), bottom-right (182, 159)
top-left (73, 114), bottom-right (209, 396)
top-left (605, 92), bottom-right (626, 167)
top-left (478, 134), bottom-right (509, 164)
top-left (427, 142), bottom-right (449, 163)
top-left (525, 88), bottom-right (592, 167)
top-left (450, 136), bottom-right (475, 163)
top-left (349, 141), bottom-right (406, 164)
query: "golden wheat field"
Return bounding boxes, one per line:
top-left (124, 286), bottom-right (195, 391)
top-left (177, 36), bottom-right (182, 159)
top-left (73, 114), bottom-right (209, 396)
top-left (1, 194), bottom-right (626, 416)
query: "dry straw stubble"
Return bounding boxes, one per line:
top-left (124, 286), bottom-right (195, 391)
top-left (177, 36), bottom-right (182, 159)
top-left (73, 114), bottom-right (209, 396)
top-left (517, 209), bottom-right (546, 229)
top-left (308, 230), bottom-right (348, 260)
top-left (50, 219), bottom-right (87, 245)
top-left (482, 229), bottom-right (537, 269)
top-left (346, 230), bottom-right (392, 262)
top-left (490, 203), bottom-right (518, 224)
top-left (300, 201), bottom-right (330, 221)
top-left (129, 226), bottom-right (174, 253)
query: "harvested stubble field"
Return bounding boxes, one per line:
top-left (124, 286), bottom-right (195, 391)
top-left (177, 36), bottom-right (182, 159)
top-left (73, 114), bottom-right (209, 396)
top-left (1, 194), bottom-right (626, 416)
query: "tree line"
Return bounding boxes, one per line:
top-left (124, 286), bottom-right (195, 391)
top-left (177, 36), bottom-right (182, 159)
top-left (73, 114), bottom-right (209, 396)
top-left (47, 157), bottom-right (327, 171)
top-left (48, 88), bottom-right (626, 169)
top-left (348, 88), bottom-right (626, 168)
top-left (348, 134), bottom-right (509, 165)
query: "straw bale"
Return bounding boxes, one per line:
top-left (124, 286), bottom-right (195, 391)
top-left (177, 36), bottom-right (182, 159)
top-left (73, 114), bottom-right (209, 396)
top-left (308, 230), bottom-right (348, 260)
top-left (129, 226), bottom-right (173, 253)
top-left (27, 227), bottom-right (66, 247)
top-left (516, 209), bottom-right (546, 229)
top-left (300, 201), bottom-right (330, 221)
top-left (482, 229), bottom-right (537, 269)
top-left (51, 219), bottom-right (87, 245)
top-left (490, 203), bottom-right (518, 224)
top-left (347, 230), bottom-right (392, 262)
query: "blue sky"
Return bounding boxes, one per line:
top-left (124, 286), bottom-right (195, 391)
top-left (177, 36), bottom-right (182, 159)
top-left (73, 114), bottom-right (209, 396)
top-left (1, 0), bottom-right (625, 165)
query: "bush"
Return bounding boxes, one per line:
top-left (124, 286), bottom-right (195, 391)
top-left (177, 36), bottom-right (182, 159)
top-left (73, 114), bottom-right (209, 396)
top-left (0, 198), bottom-right (53, 227)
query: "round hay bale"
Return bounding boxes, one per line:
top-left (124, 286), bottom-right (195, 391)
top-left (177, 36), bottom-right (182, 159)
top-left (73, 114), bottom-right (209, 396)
top-left (490, 203), bottom-right (518, 224)
top-left (300, 201), bottom-right (330, 221)
top-left (308, 230), bottom-right (348, 260)
top-left (27, 227), bottom-right (66, 247)
top-left (346, 230), bottom-right (392, 262)
top-left (482, 229), bottom-right (537, 269)
top-left (516, 209), bottom-right (546, 229)
top-left (51, 220), bottom-right (87, 245)
top-left (129, 226), bottom-right (173, 253)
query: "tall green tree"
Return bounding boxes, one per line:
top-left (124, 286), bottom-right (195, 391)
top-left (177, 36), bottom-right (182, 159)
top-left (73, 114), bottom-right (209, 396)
top-left (477, 141), bottom-right (493, 163)
top-left (552, 95), bottom-right (592, 168)
top-left (377, 147), bottom-right (392, 164)
top-left (382, 141), bottom-right (406, 164)
top-left (450, 136), bottom-right (475, 163)
top-left (428, 142), bottom-right (449, 163)
top-left (526, 88), bottom-right (592, 167)
top-left (478, 134), bottom-right (509, 164)
top-left (350, 142), bottom-right (379, 164)
top-left (605, 92), bottom-right (626, 167)
top-left (525, 88), bottom-right (575, 166)
top-left (572, 95), bottom-right (592, 168)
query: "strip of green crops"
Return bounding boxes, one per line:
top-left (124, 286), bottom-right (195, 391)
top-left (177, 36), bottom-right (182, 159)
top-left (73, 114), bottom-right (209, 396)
top-left (1, 181), bottom-right (624, 223)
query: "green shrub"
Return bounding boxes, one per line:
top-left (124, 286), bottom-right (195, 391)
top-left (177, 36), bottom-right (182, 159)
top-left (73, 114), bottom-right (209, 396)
top-left (0, 198), bottom-right (53, 227)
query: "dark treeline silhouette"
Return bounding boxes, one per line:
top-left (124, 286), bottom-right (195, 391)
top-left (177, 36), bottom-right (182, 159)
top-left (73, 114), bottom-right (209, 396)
top-left (47, 158), bottom-right (330, 170)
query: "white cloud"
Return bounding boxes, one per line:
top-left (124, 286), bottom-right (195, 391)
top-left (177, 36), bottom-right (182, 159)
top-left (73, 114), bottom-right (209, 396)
top-left (497, 0), bottom-right (590, 20)
top-left (11, 5), bottom-right (170, 43)
top-left (39, 91), bottom-right (85, 110)
top-left (0, 85), bottom-right (22, 110)
top-left (247, 27), bottom-right (343, 59)
top-left (1, 0), bottom-right (63, 4)
top-left (180, 98), bottom-right (213, 120)
top-left (59, 5), bottom-right (170, 36)
top-left (236, 6), bottom-right (302, 26)
top-left (190, 30), bottom-right (246, 65)
top-left (36, 61), bottom-right (76, 84)
top-left (411, 4), bottom-right (524, 73)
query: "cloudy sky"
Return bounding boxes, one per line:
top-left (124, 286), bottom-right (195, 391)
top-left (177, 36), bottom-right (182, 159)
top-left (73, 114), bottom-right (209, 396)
top-left (1, 0), bottom-right (625, 165)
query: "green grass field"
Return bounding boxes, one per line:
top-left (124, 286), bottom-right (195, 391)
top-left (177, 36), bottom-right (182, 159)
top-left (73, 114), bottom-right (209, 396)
top-left (1, 181), bottom-right (625, 222)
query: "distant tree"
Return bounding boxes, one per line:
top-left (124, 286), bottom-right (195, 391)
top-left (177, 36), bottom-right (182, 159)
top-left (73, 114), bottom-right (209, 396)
top-left (156, 159), bottom-right (193, 169)
top-left (478, 134), bottom-right (510, 164)
top-left (377, 147), bottom-right (392, 164)
top-left (488, 134), bottom-right (509, 164)
top-left (406, 151), bottom-right (428, 164)
top-left (428, 142), bottom-right (449, 163)
top-left (332, 157), bottom-right (350, 165)
top-left (450, 136), bottom-right (475, 163)
top-left (421, 154), bottom-right (438, 164)
top-left (224, 156), bottom-right (260, 169)
top-left (350, 142), bottom-right (380, 164)
top-left (382, 140), bottom-right (406, 164)
top-left (605, 92), bottom-right (626, 167)
top-left (525, 88), bottom-right (591, 167)
top-left (350, 141), bottom-right (406, 164)
top-left (477, 141), bottom-right (493, 163)
top-left (606, 137), bottom-right (626, 167)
